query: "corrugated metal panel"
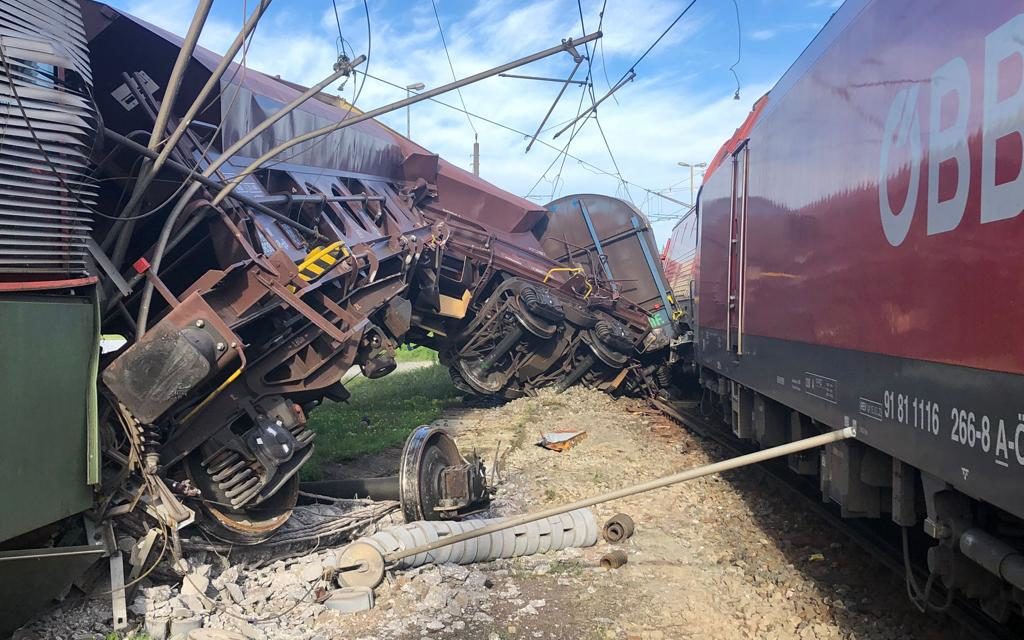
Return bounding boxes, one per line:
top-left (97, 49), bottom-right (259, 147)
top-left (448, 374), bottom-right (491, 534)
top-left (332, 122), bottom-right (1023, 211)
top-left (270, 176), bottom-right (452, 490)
top-left (0, 0), bottom-right (96, 278)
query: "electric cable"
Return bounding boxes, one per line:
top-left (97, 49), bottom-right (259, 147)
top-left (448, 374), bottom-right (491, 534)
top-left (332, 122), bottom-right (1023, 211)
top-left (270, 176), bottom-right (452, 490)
top-left (564, 0), bottom-right (633, 201)
top-left (729, 0), bottom-right (742, 99)
top-left (532, 0), bottom-right (602, 200)
top-left (595, 0), bottom-right (616, 104)
top-left (593, 114), bottom-right (633, 201)
top-left (331, 0), bottom-right (350, 58)
top-left (255, 0), bottom-right (370, 171)
top-left (431, 0), bottom-right (477, 135)
top-left (617, 0), bottom-right (697, 84)
top-left (358, 70), bottom-right (683, 209)
top-left (526, 83), bottom-right (589, 199)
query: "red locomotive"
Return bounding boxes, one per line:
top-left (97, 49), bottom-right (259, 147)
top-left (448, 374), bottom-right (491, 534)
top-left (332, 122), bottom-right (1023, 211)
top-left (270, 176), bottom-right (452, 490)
top-left (664, 0), bottom-right (1024, 622)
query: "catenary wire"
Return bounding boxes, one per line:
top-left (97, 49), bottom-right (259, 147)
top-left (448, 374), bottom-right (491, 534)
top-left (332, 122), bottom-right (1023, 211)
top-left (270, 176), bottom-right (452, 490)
top-left (615, 0), bottom-right (698, 84)
top-left (357, 70), bottom-right (683, 209)
top-left (331, 0), bottom-right (350, 58)
top-left (572, 0), bottom-right (632, 200)
top-left (524, 0), bottom-right (602, 199)
top-left (594, 0), bottom-right (617, 104)
top-left (430, 0), bottom-right (477, 135)
top-left (254, 0), bottom-right (371, 171)
top-left (729, 0), bottom-right (742, 98)
top-left (526, 83), bottom-right (590, 199)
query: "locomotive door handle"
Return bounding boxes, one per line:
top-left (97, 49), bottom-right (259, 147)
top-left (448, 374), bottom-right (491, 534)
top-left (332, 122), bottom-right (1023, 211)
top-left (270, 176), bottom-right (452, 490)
top-left (726, 139), bottom-right (750, 356)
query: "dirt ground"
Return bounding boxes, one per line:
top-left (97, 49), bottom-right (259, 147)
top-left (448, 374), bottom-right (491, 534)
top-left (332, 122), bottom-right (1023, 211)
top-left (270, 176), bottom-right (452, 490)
top-left (20, 387), bottom-right (960, 640)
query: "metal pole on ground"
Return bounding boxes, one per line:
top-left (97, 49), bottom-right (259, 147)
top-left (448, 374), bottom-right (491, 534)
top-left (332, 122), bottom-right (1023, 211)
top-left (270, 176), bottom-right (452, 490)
top-left (335, 427), bottom-right (857, 587)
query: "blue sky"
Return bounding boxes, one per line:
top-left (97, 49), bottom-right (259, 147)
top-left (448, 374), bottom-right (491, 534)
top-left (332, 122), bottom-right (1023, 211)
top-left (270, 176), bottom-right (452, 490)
top-left (107, 0), bottom-right (843, 242)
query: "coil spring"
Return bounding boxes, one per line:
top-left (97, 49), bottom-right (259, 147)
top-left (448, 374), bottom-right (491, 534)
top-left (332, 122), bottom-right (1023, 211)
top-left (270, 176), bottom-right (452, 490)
top-left (655, 365), bottom-right (672, 388)
top-left (519, 286), bottom-right (538, 308)
top-left (595, 319), bottom-right (633, 354)
top-left (140, 423), bottom-right (161, 455)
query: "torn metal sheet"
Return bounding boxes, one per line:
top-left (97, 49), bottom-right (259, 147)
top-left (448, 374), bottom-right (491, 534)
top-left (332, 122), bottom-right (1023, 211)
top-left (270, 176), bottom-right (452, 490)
top-left (537, 430), bottom-right (588, 452)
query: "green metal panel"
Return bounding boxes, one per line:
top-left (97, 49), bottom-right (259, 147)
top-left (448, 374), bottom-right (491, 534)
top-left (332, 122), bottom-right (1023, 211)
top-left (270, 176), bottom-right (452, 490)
top-left (0, 295), bottom-right (96, 543)
top-left (0, 544), bottom-right (107, 638)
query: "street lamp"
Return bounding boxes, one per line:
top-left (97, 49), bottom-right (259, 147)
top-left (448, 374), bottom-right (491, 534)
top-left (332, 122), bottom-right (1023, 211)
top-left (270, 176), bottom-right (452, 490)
top-left (405, 82), bottom-right (425, 137)
top-left (677, 161), bottom-right (707, 206)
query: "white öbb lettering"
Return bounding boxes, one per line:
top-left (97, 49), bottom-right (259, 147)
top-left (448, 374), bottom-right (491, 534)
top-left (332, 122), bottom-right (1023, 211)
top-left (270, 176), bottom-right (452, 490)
top-left (879, 13), bottom-right (1024, 246)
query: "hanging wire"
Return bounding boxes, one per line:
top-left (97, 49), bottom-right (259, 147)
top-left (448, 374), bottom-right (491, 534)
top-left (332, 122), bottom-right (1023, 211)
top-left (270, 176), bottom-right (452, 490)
top-left (430, 0), bottom-right (477, 135)
top-left (594, 0), bottom-right (617, 105)
top-left (593, 115), bottom-right (633, 201)
top-left (618, 0), bottom-right (698, 82)
top-left (729, 0), bottom-right (742, 99)
top-left (524, 0), bottom-right (603, 200)
top-left (574, 0), bottom-right (633, 202)
top-left (526, 83), bottom-right (590, 199)
top-left (358, 70), bottom-right (682, 208)
top-left (255, 0), bottom-right (371, 171)
top-left (331, 0), bottom-right (350, 58)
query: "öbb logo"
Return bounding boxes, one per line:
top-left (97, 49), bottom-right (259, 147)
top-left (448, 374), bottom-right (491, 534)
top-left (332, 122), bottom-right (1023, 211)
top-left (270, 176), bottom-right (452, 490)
top-left (879, 13), bottom-right (1024, 247)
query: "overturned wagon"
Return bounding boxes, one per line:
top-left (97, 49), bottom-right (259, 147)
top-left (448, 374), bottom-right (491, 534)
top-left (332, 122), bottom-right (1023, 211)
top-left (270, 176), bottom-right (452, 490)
top-left (0, 2), bottom-right (678, 623)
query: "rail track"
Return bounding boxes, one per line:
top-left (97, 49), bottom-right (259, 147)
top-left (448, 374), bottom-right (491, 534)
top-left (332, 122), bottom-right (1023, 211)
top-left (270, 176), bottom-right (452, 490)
top-left (651, 398), bottom-right (1019, 640)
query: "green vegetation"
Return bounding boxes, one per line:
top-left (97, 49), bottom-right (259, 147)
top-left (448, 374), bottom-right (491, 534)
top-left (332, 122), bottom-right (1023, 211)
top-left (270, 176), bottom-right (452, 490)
top-left (394, 345), bottom-right (439, 363)
top-left (302, 364), bottom-right (461, 480)
top-left (547, 558), bottom-right (585, 576)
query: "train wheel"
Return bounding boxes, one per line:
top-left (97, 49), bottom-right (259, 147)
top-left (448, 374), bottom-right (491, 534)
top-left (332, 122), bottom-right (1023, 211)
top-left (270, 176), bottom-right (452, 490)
top-left (185, 456), bottom-right (300, 545)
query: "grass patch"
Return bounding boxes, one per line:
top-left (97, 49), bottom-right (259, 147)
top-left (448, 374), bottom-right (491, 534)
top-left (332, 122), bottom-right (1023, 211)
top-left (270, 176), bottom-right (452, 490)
top-left (302, 364), bottom-right (461, 480)
top-left (548, 559), bottom-right (585, 576)
top-left (394, 345), bottom-right (439, 363)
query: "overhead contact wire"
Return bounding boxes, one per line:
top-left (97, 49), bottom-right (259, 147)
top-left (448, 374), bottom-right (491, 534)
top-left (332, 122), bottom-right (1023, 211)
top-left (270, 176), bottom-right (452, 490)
top-left (431, 0), bottom-right (477, 136)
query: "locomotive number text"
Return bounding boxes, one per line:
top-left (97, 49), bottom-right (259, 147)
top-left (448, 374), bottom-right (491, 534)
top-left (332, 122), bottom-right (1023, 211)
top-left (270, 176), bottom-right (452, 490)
top-left (883, 390), bottom-right (1024, 469)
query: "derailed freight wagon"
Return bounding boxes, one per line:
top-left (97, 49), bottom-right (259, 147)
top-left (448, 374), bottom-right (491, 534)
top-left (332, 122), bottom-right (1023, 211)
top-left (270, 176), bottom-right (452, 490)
top-left (667, 0), bottom-right (1024, 622)
top-left (0, 0), bottom-right (677, 632)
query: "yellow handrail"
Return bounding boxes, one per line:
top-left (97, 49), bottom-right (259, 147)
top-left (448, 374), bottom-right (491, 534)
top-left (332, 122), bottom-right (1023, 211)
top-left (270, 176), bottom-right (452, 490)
top-left (542, 266), bottom-right (593, 299)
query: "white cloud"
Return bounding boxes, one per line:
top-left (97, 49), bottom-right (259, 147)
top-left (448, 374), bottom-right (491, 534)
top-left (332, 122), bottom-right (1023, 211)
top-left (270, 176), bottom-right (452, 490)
top-left (750, 29), bottom-right (778, 41)
top-left (117, 0), bottom-right (765, 243)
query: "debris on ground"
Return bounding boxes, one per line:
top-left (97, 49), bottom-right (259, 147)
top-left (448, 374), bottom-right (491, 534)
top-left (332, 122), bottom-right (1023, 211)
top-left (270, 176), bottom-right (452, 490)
top-left (19, 388), bottom-right (954, 639)
top-left (537, 430), bottom-right (587, 452)
top-left (600, 550), bottom-right (628, 570)
top-left (601, 513), bottom-right (635, 543)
